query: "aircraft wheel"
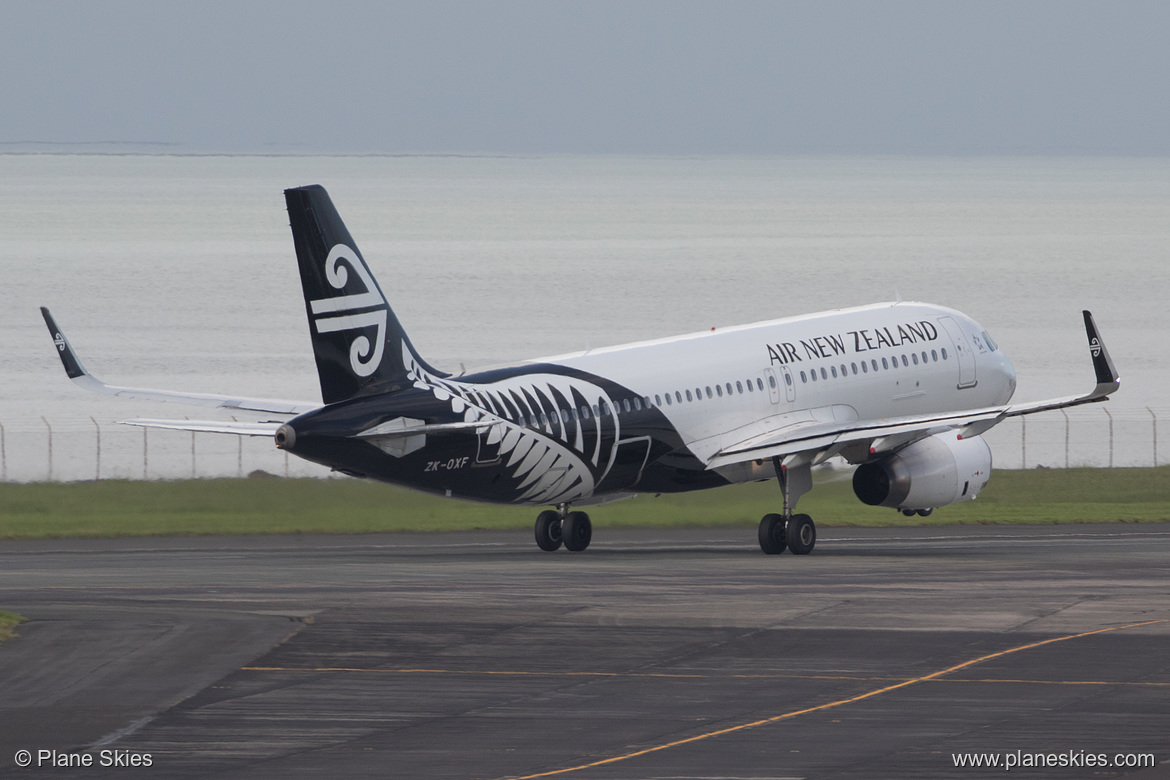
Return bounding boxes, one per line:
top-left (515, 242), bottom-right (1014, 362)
top-left (562, 511), bottom-right (592, 552)
top-left (916, 508), bottom-right (934, 517)
top-left (535, 510), bottom-right (563, 552)
top-left (786, 514), bottom-right (816, 555)
top-left (758, 513), bottom-right (787, 555)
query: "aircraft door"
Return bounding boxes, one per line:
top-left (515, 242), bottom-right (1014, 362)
top-left (778, 364), bottom-right (796, 403)
top-left (475, 422), bottom-right (503, 464)
top-left (764, 368), bottom-right (781, 405)
top-left (939, 316), bottom-right (978, 389)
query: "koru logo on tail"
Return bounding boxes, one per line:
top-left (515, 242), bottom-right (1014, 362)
top-left (309, 244), bottom-right (387, 376)
top-left (1089, 337), bottom-right (1102, 358)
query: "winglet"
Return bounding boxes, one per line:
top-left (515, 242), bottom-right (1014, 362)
top-left (1084, 310), bottom-right (1120, 396)
top-left (41, 307), bottom-right (90, 380)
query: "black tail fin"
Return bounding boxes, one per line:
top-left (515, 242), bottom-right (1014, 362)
top-left (285, 185), bottom-right (446, 405)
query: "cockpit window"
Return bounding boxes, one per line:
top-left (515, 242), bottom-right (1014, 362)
top-left (982, 331), bottom-right (999, 351)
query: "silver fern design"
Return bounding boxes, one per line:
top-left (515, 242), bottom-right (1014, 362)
top-left (402, 343), bottom-right (626, 505)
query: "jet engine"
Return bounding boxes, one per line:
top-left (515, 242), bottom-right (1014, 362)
top-left (852, 433), bottom-right (992, 511)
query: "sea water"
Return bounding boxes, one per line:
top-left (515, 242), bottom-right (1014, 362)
top-left (1, 154), bottom-right (1167, 481)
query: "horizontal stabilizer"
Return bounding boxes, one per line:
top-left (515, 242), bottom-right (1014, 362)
top-left (122, 419), bottom-right (283, 437)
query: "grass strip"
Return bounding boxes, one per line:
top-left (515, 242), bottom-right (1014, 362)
top-left (0, 611), bottom-right (27, 646)
top-left (0, 466), bottom-right (1167, 540)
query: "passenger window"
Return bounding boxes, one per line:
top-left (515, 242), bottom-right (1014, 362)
top-left (540, 412), bottom-right (549, 426)
top-left (810, 369), bottom-right (817, 382)
top-left (831, 366), bottom-right (838, 378)
top-left (931, 350), bottom-right (938, 362)
top-left (756, 378), bottom-right (764, 391)
top-left (581, 405), bottom-right (590, 420)
top-left (768, 374), bottom-right (777, 389)
top-left (675, 391), bottom-right (683, 403)
top-left (695, 387), bottom-right (702, 400)
top-left (800, 370), bottom-right (808, 383)
top-left (654, 394), bottom-right (661, 407)
top-left (705, 386), bottom-right (713, 399)
top-left (861, 361), bottom-right (868, 373)
top-left (664, 393), bottom-right (672, 406)
top-left (912, 353), bottom-right (919, 365)
top-left (746, 379), bottom-right (753, 392)
top-left (785, 373), bottom-right (792, 386)
top-left (871, 359), bottom-right (878, 371)
top-left (725, 383), bottom-right (733, 395)
top-left (882, 357), bottom-right (889, 370)
top-left (902, 355), bottom-right (909, 367)
top-left (941, 348), bottom-right (948, 360)
top-left (592, 403), bottom-right (600, 417)
top-left (851, 362), bottom-right (858, 375)
top-left (623, 398), bottom-right (631, 413)
top-left (736, 380), bottom-right (744, 393)
top-left (633, 397), bottom-right (642, 411)
top-left (644, 396), bottom-right (651, 408)
top-left (820, 367), bottom-right (828, 380)
top-left (686, 389), bottom-right (693, 402)
top-left (715, 384), bottom-right (723, 397)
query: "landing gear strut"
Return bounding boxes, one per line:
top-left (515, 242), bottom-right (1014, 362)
top-left (758, 458), bottom-right (817, 555)
top-left (534, 504), bottom-right (591, 552)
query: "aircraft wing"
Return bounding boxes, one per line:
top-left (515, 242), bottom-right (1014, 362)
top-left (707, 310), bottom-right (1119, 471)
top-left (42, 307), bottom-right (319, 416)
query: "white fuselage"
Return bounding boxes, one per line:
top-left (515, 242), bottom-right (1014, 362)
top-left (546, 302), bottom-right (1017, 468)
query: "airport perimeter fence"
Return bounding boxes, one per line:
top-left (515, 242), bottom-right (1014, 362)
top-left (0, 406), bottom-right (1165, 483)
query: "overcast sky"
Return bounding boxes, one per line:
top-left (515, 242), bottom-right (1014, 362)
top-left (3, 0), bottom-right (1168, 155)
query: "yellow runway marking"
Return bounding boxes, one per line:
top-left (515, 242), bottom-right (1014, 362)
top-left (492, 619), bottom-right (1168, 780)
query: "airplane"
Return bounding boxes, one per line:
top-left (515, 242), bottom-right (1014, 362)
top-left (42, 184), bottom-right (1120, 555)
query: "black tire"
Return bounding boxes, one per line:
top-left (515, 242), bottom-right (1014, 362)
top-left (916, 508), bottom-right (934, 517)
top-left (758, 513), bottom-right (787, 555)
top-left (534, 510), bottom-right (563, 552)
top-left (562, 511), bottom-right (592, 552)
top-left (786, 514), bottom-right (816, 555)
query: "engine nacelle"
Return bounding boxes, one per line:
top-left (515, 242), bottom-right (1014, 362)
top-left (852, 433), bottom-right (992, 511)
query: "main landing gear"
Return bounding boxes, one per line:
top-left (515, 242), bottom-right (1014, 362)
top-left (535, 504), bottom-right (592, 552)
top-left (758, 458), bottom-right (817, 555)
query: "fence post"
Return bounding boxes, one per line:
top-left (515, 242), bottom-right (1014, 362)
top-left (1061, 409), bottom-right (1070, 469)
top-left (143, 427), bottom-right (148, 480)
top-left (233, 416), bottom-right (243, 477)
top-left (42, 416), bottom-right (53, 481)
top-left (191, 429), bottom-right (196, 479)
top-left (0, 421), bottom-right (5, 482)
top-left (91, 417), bottom-right (101, 480)
top-left (1020, 416), bottom-right (1027, 470)
top-left (1150, 407), bottom-right (1158, 468)
top-left (1104, 408), bottom-right (1114, 468)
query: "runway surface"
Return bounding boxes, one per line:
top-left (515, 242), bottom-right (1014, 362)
top-left (1, 523), bottom-right (1169, 778)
